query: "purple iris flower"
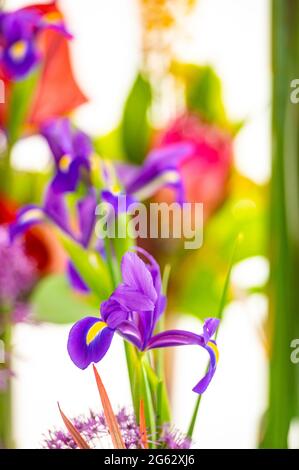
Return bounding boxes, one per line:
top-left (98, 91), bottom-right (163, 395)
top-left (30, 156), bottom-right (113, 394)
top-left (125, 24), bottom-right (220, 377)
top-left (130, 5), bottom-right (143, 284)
top-left (10, 185), bottom-right (97, 249)
top-left (116, 143), bottom-right (194, 205)
top-left (0, 7), bottom-right (70, 80)
top-left (98, 142), bottom-right (194, 220)
top-left (9, 185), bottom-right (97, 294)
top-left (67, 248), bottom-right (219, 394)
top-left (42, 118), bottom-right (93, 194)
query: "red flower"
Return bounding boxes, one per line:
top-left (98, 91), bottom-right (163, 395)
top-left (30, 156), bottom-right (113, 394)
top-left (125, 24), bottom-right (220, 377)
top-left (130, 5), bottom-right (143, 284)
top-left (155, 113), bottom-right (233, 218)
top-left (0, 194), bottom-right (65, 276)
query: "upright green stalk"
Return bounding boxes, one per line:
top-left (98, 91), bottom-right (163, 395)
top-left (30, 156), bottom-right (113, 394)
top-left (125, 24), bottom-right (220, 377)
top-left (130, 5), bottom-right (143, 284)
top-left (261, 0), bottom-right (299, 448)
top-left (0, 306), bottom-right (13, 448)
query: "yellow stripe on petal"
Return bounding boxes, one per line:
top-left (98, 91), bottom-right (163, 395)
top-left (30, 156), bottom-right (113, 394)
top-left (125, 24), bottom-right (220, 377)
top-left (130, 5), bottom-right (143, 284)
top-left (207, 341), bottom-right (219, 363)
top-left (20, 208), bottom-right (44, 224)
top-left (86, 322), bottom-right (106, 346)
top-left (9, 40), bottom-right (27, 61)
top-left (59, 154), bottom-right (72, 172)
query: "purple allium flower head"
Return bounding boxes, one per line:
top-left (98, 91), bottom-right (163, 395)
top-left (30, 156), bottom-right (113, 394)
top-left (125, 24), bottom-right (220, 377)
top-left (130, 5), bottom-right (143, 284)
top-left (42, 408), bottom-right (191, 449)
top-left (0, 227), bottom-right (36, 306)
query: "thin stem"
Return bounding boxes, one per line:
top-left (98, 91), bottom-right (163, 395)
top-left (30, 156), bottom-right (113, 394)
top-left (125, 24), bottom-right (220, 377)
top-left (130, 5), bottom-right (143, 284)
top-left (187, 238), bottom-right (239, 438)
top-left (0, 305), bottom-right (13, 448)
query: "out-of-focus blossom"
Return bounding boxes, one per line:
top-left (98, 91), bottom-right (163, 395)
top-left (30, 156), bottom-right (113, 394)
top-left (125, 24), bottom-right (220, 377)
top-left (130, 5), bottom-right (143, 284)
top-left (155, 113), bottom-right (233, 218)
top-left (67, 248), bottom-right (219, 394)
top-left (42, 118), bottom-right (93, 194)
top-left (0, 2), bottom-right (71, 80)
top-left (0, 195), bottom-right (65, 276)
top-left (10, 185), bottom-right (97, 247)
top-left (116, 142), bottom-right (193, 205)
top-left (0, 227), bottom-right (36, 305)
top-left (0, 3), bottom-right (87, 130)
top-left (43, 408), bottom-right (191, 449)
top-left (0, 369), bottom-right (14, 391)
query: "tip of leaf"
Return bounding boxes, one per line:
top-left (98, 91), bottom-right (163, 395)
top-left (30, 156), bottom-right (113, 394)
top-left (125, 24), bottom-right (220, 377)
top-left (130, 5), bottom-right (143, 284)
top-left (92, 364), bottom-right (126, 449)
top-left (58, 403), bottom-right (90, 449)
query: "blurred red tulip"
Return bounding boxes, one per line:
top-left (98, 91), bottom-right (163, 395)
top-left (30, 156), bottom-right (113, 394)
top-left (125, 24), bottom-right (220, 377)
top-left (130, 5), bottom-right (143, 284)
top-left (28, 27), bottom-right (87, 128)
top-left (155, 113), bottom-right (233, 219)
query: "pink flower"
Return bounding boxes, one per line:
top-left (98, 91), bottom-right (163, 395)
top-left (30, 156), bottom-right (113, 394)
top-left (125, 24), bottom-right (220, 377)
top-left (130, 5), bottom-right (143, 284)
top-left (155, 113), bottom-right (233, 219)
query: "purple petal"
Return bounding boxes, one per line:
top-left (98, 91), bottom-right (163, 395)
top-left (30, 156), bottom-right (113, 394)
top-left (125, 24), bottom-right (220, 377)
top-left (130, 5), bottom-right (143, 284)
top-left (125, 143), bottom-right (193, 196)
top-left (111, 284), bottom-right (155, 312)
top-left (67, 261), bottom-right (90, 293)
top-left (192, 342), bottom-right (218, 394)
top-left (9, 204), bottom-right (44, 241)
top-left (100, 298), bottom-right (128, 329)
top-left (43, 186), bottom-right (73, 237)
top-left (42, 118), bottom-right (73, 163)
top-left (67, 317), bottom-right (114, 369)
top-left (147, 329), bottom-right (218, 394)
top-left (121, 252), bottom-right (157, 303)
top-left (203, 318), bottom-right (220, 344)
top-left (147, 329), bottom-right (205, 349)
top-left (77, 188), bottom-right (97, 247)
top-left (73, 129), bottom-right (93, 159)
top-left (116, 320), bottom-right (143, 349)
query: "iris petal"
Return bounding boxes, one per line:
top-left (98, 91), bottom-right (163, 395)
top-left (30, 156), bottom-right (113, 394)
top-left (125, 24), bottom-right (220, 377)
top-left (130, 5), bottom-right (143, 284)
top-left (67, 317), bottom-right (114, 369)
top-left (147, 328), bottom-right (218, 394)
top-left (121, 252), bottom-right (157, 303)
top-left (112, 285), bottom-right (155, 312)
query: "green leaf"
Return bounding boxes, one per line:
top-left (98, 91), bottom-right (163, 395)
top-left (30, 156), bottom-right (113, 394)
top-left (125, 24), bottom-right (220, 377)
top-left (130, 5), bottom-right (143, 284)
top-left (121, 73), bottom-right (152, 164)
top-left (7, 70), bottom-right (39, 144)
top-left (171, 62), bottom-right (239, 132)
top-left (60, 235), bottom-right (113, 301)
top-left (94, 126), bottom-right (125, 161)
top-left (31, 275), bottom-right (98, 324)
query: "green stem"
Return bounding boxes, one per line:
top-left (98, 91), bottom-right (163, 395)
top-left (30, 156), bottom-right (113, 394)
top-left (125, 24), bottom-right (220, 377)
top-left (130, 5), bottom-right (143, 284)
top-left (187, 239), bottom-right (239, 438)
top-left (0, 306), bottom-right (13, 448)
top-left (261, 0), bottom-right (299, 448)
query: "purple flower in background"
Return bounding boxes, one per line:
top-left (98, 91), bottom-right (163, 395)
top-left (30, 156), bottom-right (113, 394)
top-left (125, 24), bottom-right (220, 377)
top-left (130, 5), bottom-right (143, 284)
top-left (0, 6), bottom-right (71, 80)
top-left (43, 408), bottom-right (191, 449)
top-left (0, 227), bottom-right (36, 306)
top-left (10, 185), bottom-right (97, 248)
top-left (42, 118), bottom-right (93, 194)
top-left (116, 143), bottom-right (194, 205)
top-left (67, 248), bottom-right (219, 394)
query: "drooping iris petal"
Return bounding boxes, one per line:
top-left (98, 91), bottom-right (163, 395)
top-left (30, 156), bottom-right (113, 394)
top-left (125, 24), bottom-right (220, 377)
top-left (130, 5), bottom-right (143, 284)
top-left (101, 190), bottom-right (137, 215)
top-left (43, 186), bottom-right (73, 236)
top-left (77, 188), bottom-right (97, 247)
top-left (121, 252), bottom-right (157, 303)
top-left (67, 261), bottom-right (90, 293)
top-left (125, 143), bottom-right (193, 195)
top-left (192, 341), bottom-right (218, 394)
top-left (147, 328), bottom-right (219, 394)
top-left (116, 320), bottom-right (143, 349)
top-left (203, 318), bottom-right (220, 343)
top-left (67, 317), bottom-right (114, 369)
top-left (9, 205), bottom-right (44, 241)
